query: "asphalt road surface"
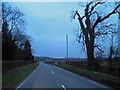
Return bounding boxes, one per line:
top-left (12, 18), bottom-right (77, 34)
top-left (17, 61), bottom-right (111, 89)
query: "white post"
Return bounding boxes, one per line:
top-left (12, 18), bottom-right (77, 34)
top-left (66, 34), bottom-right (68, 60)
top-left (118, 2), bottom-right (120, 57)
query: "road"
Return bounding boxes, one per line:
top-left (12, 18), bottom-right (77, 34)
top-left (17, 61), bottom-right (110, 89)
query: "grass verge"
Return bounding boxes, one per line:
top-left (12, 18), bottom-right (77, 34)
top-left (2, 61), bottom-right (39, 88)
top-left (55, 64), bottom-right (120, 90)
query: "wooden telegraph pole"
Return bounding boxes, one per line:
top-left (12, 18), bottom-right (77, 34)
top-left (66, 34), bottom-right (68, 61)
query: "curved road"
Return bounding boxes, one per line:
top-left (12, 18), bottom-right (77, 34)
top-left (17, 61), bottom-right (111, 89)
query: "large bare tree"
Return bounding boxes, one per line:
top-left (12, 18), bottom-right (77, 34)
top-left (73, 2), bottom-right (120, 69)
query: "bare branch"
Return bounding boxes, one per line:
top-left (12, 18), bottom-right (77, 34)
top-left (92, 4), bottom-right (120, 29)
top-left (91, 11), bottom-right (99, 17)
top-left (94, 31), bottom-right (108, 37)
top-left (81, 15), bottom-right (85, 19)
top-left (94, 45), bottom-right (104, 52)
top-left (75, 11), bottom-right (85, 32)
top-left (89, 2), bottom-right (104, 16)
top-left (100, 4), bottom-right (120, 22)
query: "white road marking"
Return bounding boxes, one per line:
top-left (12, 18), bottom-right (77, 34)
top-left (16, 81), bottom-right (25, 90)
top-left (61, 85), bottom-right (67, 90)
top-left (51, 71), bottom-right (54, 75)
top-left (16, 63), bottom-right (39, 89)
top-left (52, 64), bottom-right (109, 88)
top-left (86, 78), bottom-right (108, 88)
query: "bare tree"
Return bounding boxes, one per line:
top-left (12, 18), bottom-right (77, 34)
top-left (108, 27), bottom-right (119, 64)
top-left (73, 2), bottom-right (120, 69)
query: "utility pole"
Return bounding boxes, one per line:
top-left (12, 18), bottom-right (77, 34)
top-left (66, 34), bottom-right (68, 61)
top-left (118, 2), bottom-right (120, 57)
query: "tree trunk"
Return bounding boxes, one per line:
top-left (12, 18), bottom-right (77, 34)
top-left (86, 42), bottom-right (95, 70)
top-left (85, 28), bottom-right (95, 70)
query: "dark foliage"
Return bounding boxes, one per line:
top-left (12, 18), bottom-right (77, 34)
top-left (2, 3), bottom-right (34, 73)
top-left (2, 21), bottom-right (17, 60)
top-left (23, 40), bottom-right (32, 60)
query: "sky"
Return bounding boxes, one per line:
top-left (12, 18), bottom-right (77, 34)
top-left (9, 2), bottom-right (87, 58)
top-left (9, 2), bottom-right (119, 58)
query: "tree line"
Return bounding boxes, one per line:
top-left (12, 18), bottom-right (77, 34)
top-left (1, 3), bottom-right (34, 73)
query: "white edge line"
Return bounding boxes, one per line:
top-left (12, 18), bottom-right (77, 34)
top-left (52, 65), bottom-right (109, 88)
top-left (16, 64), bottom-right (38, 90)
top-left (61, 85), bottom-right (67, 90)
top-left (85, 78), bottom-right (109, 88)
top-left (17, 81), bottom-right (25, 89)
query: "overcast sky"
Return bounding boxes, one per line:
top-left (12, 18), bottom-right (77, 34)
top-left (9, 2), bottom-right (119, 58)
top-left (9, 2), bottom-right (87, 58)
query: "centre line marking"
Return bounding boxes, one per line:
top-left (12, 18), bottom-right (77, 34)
top-left (51, 71), bottom-right (54, 75)
top-left (61, 85), bottom-right (67, 90)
